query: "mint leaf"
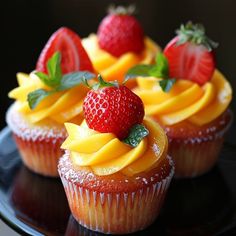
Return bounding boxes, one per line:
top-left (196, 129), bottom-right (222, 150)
top-left (57, 71), bottom-right (95, 90)
top-left (28, 70), bottom-right (95, 109)
top-left (34, 51), bottom-right (62, 88)
top-left (34, 71), bottom-right (58, 88)
top-left (155, 53), bottom-right (169, 77)
top-left (159, 79), bottom-right (176, 92)
top-left (34, 72), bottom-right (51, 86)
top-left (29, 52), bottom-right (96, 110)
top-left (125, 64), bottom-right (154, 80)
top-left (125, 54), bottom-right (169, 80)
top-left (147, 53), bottom-right (169, 78)
top-left (47, 51), bottom-right (62, 84)
top-left (27, 89), bottom-right (52, 109)
top-left (123, 124), bottom-right (149, 147)
top-left (125, 53), bottom-right (176, 92)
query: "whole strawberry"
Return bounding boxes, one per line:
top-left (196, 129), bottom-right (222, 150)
top-left (163, 22), bottom-right (218, 85)
top-left (97, 5), bottom-right (144, 57)
top-left (83, 76), bottom-right (144, 139)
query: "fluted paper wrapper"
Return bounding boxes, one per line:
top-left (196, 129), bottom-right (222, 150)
top-left (6, 103), bottom-right (66, 177)
top-left (169, 137), bottom-right (225, 178)
top-left (168, 111), bottom-right (233, 178)
top-left (59, 157), bottom-right (174, 234)
top-left (14, 134), bottom-right (64, 177)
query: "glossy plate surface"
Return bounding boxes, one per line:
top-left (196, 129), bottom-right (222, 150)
top-left (0, 126), bottom-right (236, 236)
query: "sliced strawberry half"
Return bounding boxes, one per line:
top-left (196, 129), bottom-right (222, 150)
top-left (36, 27), bottom-right (94, 74)
top-left (163, 22), bottom-right (218, 85)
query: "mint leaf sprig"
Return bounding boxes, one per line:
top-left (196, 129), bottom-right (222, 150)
top-left (125, 53), bottom-right (176, 92)
top-left (34, 52), bottom-right (62, 88)
top-left (123, 124), bottom-right (149, 147)
top-left (27, 89), bottom-right (53, 110)
top-left (27, 52), bottom-right (95, 109)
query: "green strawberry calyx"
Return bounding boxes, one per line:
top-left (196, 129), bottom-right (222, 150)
top-left (176, 21), bottom-right (218, 51)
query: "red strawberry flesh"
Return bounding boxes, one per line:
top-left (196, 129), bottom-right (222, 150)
top-left (97, 14), bottom-right (144, 57)
top-left (83, 85), bottom-right (144, 139)
top-left (36, 27), bottom-right (94, 74)
top-left (164, 36), bottom-right (215, 85)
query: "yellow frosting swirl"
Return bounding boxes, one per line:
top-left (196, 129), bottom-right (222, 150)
top-left (134, 70), bottom-right (232, 126)
top-left (8, 72), bottom-right (89, 124)
top-left (61, 118), bottom-right (168, 176)
top-left (82, 34), bottom-right (160, 83)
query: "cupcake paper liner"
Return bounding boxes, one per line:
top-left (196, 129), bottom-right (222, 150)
top-left (6, 103), bottom-right (67, 177)
top-left (59, 155), bottom-right (174, 234)
top-left (169, 137), bottom-right (224, 178)
top-left (168, 110), bottom-right (233, 178)
top-left (13, 134), bottom-right (65, 177)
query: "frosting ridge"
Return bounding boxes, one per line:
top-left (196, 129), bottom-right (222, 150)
top-left (134, 70), bottom-right (232, 126)
top-left (8, 72), bottom-right (89, 124)
top-left (61, 118), bottom-right (168, 176)
top-left (82, 34), bottom-right (160, 83)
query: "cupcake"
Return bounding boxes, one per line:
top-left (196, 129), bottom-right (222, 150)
top-left (82, 5), bottom-right (160, 87)
top-left (6, 27), bottom-right (95, 177)
top-left (127, 22), bottom-right (233, 178)
top-left (58, 77), bottom-right (174, 234)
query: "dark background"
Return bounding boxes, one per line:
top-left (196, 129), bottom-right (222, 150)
top-left (1, 2), bottom-right (236, 235)
top-left (1, 0), bottom-right (236, 129)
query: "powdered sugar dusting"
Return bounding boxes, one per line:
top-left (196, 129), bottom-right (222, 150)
top-left (58, 150), bottom-right (175, 194)
top-left (167, 110), bottom-right (233, 145)
top-left (6, 103), bottom-right (67, 141)
top-left (59, 158), bottom-right (174, 234)
top-left (61, 169), bottom-right (174, 234)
